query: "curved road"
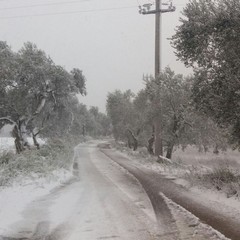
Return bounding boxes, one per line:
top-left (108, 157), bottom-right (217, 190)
top-left (1, 141), bottom-right (239, 240)
top-left (100, 144), bottom-right (240, 240)
top-left (2, 142), bottom-right (159, 240)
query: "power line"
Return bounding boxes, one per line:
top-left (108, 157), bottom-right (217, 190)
top-left (0, 0), bottom-right (185, 12)
top-left (0, 0), bottom-right (80, 2)
top-left (0, 0), bottom-right (88, 11)
top-left (0, 5), bottom-right (138, 19)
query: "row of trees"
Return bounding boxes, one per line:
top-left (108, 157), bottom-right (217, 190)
top-left (106, 68), bottom-right (228, 159)
top-left (0, 41), bottom-right (110, 153)
top-left (172, 0), bottom-right (240, 147)
top-left (107, 0), bottom-right (240, 158)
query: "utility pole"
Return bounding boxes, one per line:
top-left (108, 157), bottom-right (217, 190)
top-left (139, 1), bottom-right (176, 157)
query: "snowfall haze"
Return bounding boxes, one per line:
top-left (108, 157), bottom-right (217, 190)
top-left (0, 0), bottom-right (191, 112)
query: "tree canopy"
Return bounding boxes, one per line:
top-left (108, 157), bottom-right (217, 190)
top-left (106, 67), bottom-right (229, 158)
top-left (171, 0), bottom-right (240, 146)
top-left (106, 90), bottom-right (136, 141)
top-left (0, 41), bottom-right (110, 152)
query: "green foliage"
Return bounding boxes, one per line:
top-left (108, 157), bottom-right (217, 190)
top-left (172, 0), bottom-right (240, 146)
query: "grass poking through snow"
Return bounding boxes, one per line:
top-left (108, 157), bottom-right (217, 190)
top-left (185, 165), bottom-right (240, 198)
top-left (0, 137), bottom-right (80, 187)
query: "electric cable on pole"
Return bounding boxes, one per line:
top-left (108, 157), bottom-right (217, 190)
top-left (139, 0), bottom-right (176, 157)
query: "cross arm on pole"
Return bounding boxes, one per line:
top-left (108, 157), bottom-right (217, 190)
top-left (140, 7), bottom-right (176, 15)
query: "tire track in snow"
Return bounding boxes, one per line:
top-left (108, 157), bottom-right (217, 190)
top-left (101, 148), bottom-right (240, 240)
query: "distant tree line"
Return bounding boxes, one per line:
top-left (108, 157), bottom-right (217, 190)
top-left (0, 41), bottom-right (110, 153)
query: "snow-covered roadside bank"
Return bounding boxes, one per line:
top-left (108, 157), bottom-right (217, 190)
top-left (0, 169), bottom-right (74, 236)
top-left (106, 142), bottom-right (240, 239)
top-left (160, 193), bottom-right (231, 240)
top-left (0, 137), bottom-right (80, 236)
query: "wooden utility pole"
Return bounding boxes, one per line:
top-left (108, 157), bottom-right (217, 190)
top-left (139, 0), bottom-right (176, 157)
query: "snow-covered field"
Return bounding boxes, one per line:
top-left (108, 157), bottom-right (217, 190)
top-left (1, 138), bottom-right (239, 239)
top-left (0, 137), bottom-right (15, 153)
top-left (0, 137), bottom-right (74, 236)
top-left (0, 170), bottom-right (73, 236)
top-left (172, 146), bottom-right (240, 170)
top-left (0, 137), bottom-right (45, 154)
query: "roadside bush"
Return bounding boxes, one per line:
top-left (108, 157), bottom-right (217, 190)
top-left (185, 166), bottom-right (240, 198)
top-left (0, 136), bottom-right (83, 187)
top-left (0, 151), bottom-right (15, 165)
top-left (205, 168), bottom-right (239, 185)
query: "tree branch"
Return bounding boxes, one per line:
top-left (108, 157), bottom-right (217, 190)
top-left (0, 117), bottom-right (16, 125)
top-left (34, 94), bottom-right (47, 116)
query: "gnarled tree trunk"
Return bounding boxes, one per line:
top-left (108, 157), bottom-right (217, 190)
top-left (147, 134), bottom-right (155, 155)
top-left (165, 114), bottom-right (180, 159)
top-left (1, 89), bottom-right (49, 154)
top-left (126, 129), bottom-right (138, 151)
top-left (12, 125), bottom-right (24, 154)
top-left (166, 141), bottom-right (175, 159)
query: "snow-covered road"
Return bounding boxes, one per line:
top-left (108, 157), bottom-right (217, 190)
top-left (1, 142), bottom-right (159, 240)
top-left (1, 141), bottom-right (239, 240)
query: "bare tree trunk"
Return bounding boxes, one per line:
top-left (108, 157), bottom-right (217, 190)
top-left (154, 117), bottom-right (163, 156)
top-left (126, 129), bottom-right (138, 151)
top-left (12, 125), bottom-right (25, 154)
top-left (0, 118), bottom-right (24, 153)
top-left (147, 134), bottom-right (155, 155)
top-left (203, 145), bottom-right (208, 153)
top-left (213, 144), bottom-right (219, 154)
top-left (32, 131), bottom-right (40, 149)
top-left (127, 138), bottom-right (132, 149)
top-left (165, 114), bottom-right (179, 159)
top-left (82, 124), bottom-right (86, 136)
top-left (67, 111), bottom-right (74, 134)
top-left (166, 142), bottom-right (174, 159)
top-left (1, 88), bottom-right (49, 154)
top-left (12, 126), bottom-right (23, 154)
top-left (19, 117), bottom-right (31, 149)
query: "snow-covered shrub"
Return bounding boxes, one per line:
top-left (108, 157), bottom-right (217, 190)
top-left (0, 151), bottom-right (15, 165)
top-left (0, 137), bottom-right (79, 187)
top-left (185, 166), bottom-right (240, 199)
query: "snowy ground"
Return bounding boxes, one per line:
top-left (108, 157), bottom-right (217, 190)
top-left (0, 170), bottom-right (73, 237)
top-left (108, 143), bottom-right (240, 239)
top-left (0, 137), bottom-right (16, 153)
top-left (115, 145), bottom-right (240, 201)
top-left (172, 146), bottom-right (240, 171)
top-left (1, 140), bottom-right (240, 239)
top-left (0, 142), bottom-right (160, 240)
top-left (0, 137), bottom-right (74, 237)
top-left (0, 137), bottom-right (45, 153)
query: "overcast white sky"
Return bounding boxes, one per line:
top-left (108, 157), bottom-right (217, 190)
top-left (0, 0), bottom-right (191, 112)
